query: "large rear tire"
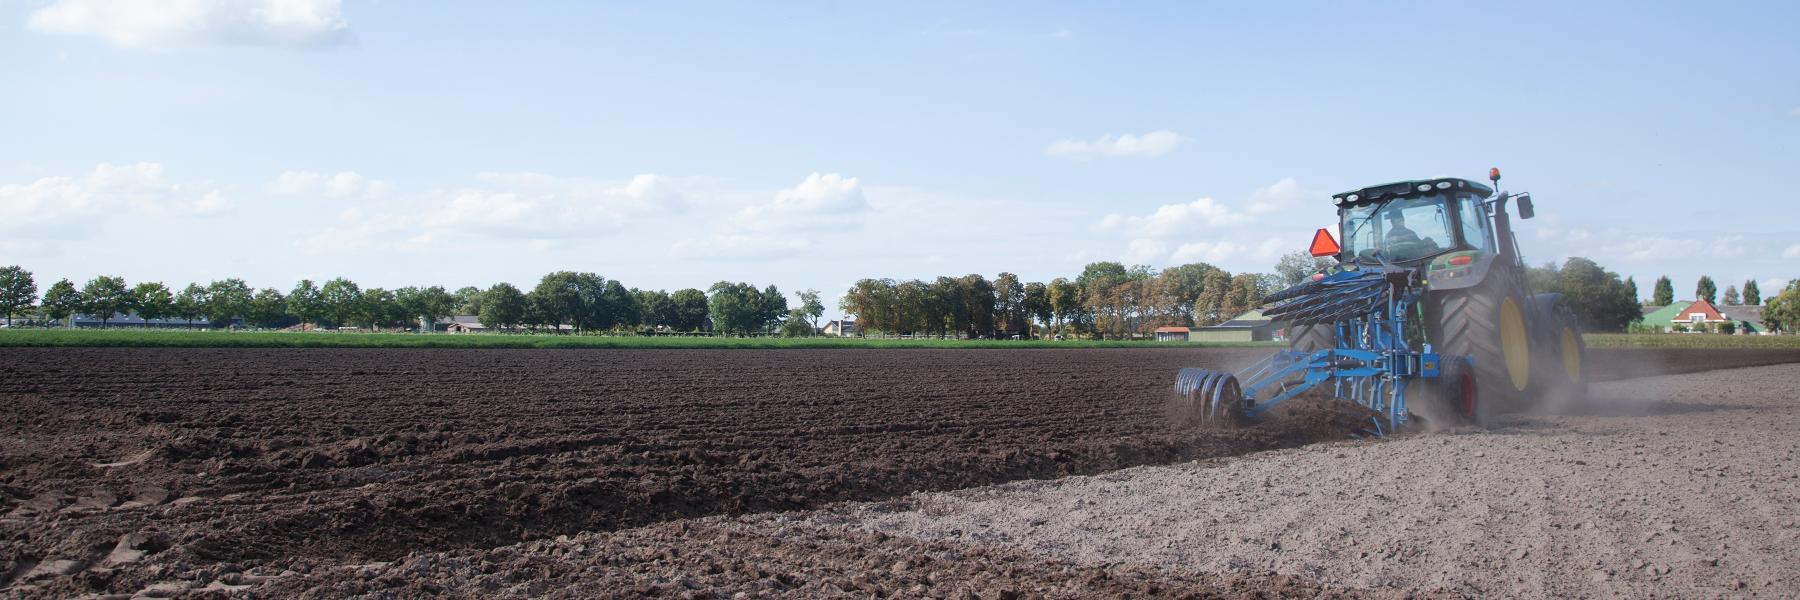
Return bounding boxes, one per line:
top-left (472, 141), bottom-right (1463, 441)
top-left (1423, 266), bottom-right (1533, 422)
top-left (1541, 310), bottom-right (1588, 408)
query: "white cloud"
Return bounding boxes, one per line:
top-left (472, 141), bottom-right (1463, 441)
top-left (1045, 130), bottom-right (1187, 160)
top-left (1124, 238), bottom-right (1166, 263)
top-left (1783, 244), bottom-right (1800, 259)
top-left (28, 0), bottom-right (351, 50)
top-left (1100, 197), bottom-right (1249, 235)
top-left (267, 170), bottom-right (385, 199)
top-left (1709, 235), bottom-right (1746, 258)
top-left (1790, 107), bottom-right (1800, 117)
top-left (1170, 241), bottom-right (1243, 264)
top-left (293, 172), bottom-right (688, 254)
top-left (1098, 179), bottom-right (1322, 240)
top-left (732, 173), bottom-right (869, 231)
top-left (669, 234), bottom-right (811, 260)
top-left (0, 162), bottom-right (227, 234)
top-left (1052, 28), bottom-right (1072, 39)
top-left (1095, 179), bottom-right (1330, 270)
top-left (1602, 234), bottom-right (1753, 262)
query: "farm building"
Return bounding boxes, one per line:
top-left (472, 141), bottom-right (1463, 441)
top-left (1153, 326), bottom-right (1190, 342)
top-left (821, 319), bottom-right (858, 336)
top-left (438, 315), bottom-right (487, 334)
top-left (1638, 300), bottom-right (1764, 333)
top-left (1193, 310), bottom-right (1276, 342)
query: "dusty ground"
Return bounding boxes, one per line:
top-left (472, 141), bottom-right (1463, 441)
top-left (821, 363), bottom-right (1800, 598)
top-left (1, 347), bottom-right (1795, 597)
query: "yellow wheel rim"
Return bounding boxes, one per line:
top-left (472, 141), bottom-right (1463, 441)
top-left (1500, 298), bottom-right (1530, 391)
top-left (1561, 328), bottom-right (1581, 381)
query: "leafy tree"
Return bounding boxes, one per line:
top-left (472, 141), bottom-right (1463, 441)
top-left (1744, 280), bottom-right (1761, 305)
top-left (246, 288), bottom-right (289, 328)
top-left (174, 283), bottom-right (208, 327)
top-left (530, 271), bottom-right (616, 332)
top-left (780, 308), bottom-right (815, 337)
top-left (204, 279), bottom-right (253, 327)
top-left (1272, 251), bottom-right (1332, 290)
top-left (480, 282), bottom-right (528, 331)
top-left (0, 266), bottom-right (36, 326)
top-left (1021, 281), bottom-right (1050, 338)
top-left (1723, 285), bottom-right (1740, 306)
top-left (289, 279), bottom-right (323, 326)
top-left (397, 285), bottom-right (458, 330)
top-left (1046, 277), bottom-right (1079, 337)
top-left (453, 286), bottom-right (484, 316)
top-left (360, 288), bottom-right (408, 328)
top-left (132, 282), bottom-right (174, 326)
top-left (758, 284), bottom-right (788, 334)
top-left (1221, 273), bottom-right (1264, 322)
top-left (635, 289), bottom-right (674, 328)
top-left (600, 280), bottom-right (639, 330)
top-left (1624, 276), bottom-right (1639, 305)
top-left (798, 289), bottom-right (826, 329)
top-left (319, 278), bottom-right (363, 328)
top-left (668, 288), bottom-right (709, 332)
top-left (926, 277), bottom-right (960, 337)
top-left (528, 273), bottom-right (575, 330)
top-left (1526, 261), bottom-right (1561, 294)
top-left (41, 279), bottom-right (83, 326)
top-left (1761, 280), bottom-right (1800, 333)
top-left (991, 274), bottom-right (1023, 337)
top-left (1193, 269), bottom-right (1233, 326)
top-left (1652, 276), bottom-right (1674, 306)
top-left (81, 276), bottom-right (132, 327)
top-left (1158, 263), bottom-right (1225, 327)
top-left (1547, 257), bottom-right (1642, 332)
top-left (956, 274), bottom-right (996, 339)
top-left (708, 281), bottom-right (763, 335)
top-left (1696, 275), bottom-right (1717, 305)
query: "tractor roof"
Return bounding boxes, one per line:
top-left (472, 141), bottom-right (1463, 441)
top-left (1331, 178), bottom-right (1494, 206)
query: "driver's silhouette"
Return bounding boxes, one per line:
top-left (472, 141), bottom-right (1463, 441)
top-left (1384, 211), bottom-right (1421, 246)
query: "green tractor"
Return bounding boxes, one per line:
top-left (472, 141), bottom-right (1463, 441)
top-left (1277, 168), bottom-right (1588, 426)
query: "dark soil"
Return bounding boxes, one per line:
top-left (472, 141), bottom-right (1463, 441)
top-left (0, 346), bottom-right (1790, 597)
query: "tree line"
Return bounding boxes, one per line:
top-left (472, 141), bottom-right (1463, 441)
top-left (839, 257), bottom-right (1319, 340)
top-left (0, 266), bottom-right (827, 336)
top-left (5, 255), bottom-right (1788, 338)
top-left (1646, 275), bottom-right (1765, 307)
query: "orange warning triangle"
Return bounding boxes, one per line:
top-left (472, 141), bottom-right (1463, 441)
top-left (1308, 228), bottom-right (1340, 257)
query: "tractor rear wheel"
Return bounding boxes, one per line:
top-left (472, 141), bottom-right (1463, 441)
top-left (1423, 266), bottom-right (1533, 421)
top-left (1541, 310), bottom-right (1588, 408)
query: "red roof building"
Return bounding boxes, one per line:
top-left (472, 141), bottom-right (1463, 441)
top-left (1672, 299), bottom-right (1728, 325)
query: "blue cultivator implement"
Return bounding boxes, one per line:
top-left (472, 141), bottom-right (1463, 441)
top-left (1176, 170), bottom-right (1588, 433)
top-left (1173, 266), bottom-right (1467, 435)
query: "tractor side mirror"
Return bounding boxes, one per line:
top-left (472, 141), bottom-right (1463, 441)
top-left (1516, 194), bottom-right (1535, 219)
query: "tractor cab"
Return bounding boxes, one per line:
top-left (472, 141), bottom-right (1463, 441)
top-left (1330, 178), bottom-right (1495, 266)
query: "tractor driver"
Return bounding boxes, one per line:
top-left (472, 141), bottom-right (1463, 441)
top-left (1382, 210), bottom-right (1437, 257)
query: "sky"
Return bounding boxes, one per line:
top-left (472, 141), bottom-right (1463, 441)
top-left (3, 0), bottom-right (1798, 317)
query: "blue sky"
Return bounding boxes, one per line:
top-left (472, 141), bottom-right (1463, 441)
top-left (3, 0), bottom-right (1797, 314)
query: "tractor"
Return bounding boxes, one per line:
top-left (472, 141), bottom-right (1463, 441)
top-left (1173, 168), bottom-right (1586, 431)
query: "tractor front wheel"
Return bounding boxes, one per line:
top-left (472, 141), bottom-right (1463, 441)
top-left (1408, 359), bottom-right (1485, 429)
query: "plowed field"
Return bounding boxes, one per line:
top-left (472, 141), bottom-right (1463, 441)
top-left (2, 346), bottom-right (1794, 597)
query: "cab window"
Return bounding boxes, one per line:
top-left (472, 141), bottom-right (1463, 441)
top-left (1457, 195), bottom-right (1490, 251)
